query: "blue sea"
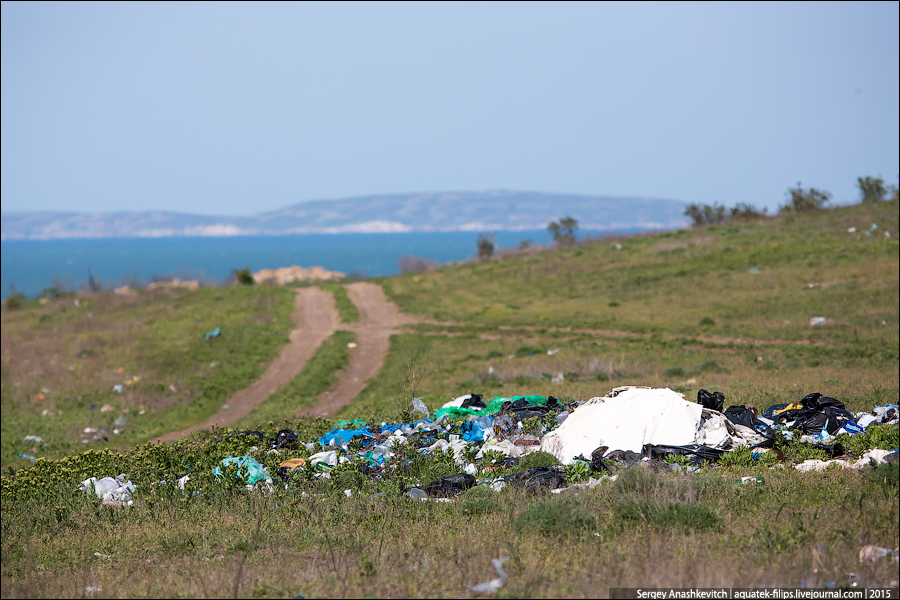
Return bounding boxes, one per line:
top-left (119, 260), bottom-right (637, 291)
top-left (1, 229), bottom-right (638, 300)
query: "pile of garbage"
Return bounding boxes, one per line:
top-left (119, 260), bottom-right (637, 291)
top-left (82, 387), bottom-right (898, 505)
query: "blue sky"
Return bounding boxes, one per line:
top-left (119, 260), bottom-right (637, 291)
top-left (2, 1), bottom-right (898, 216)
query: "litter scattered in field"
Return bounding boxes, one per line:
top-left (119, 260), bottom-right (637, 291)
top-left (77, 387), bottom-right (898, 507)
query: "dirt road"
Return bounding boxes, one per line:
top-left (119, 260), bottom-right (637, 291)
top-left (154, 282), bottom-right (420, 442)
top-left (298, 281), bottom-right (422, 418)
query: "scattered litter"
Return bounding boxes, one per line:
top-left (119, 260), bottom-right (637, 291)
top-left (810, 317), bottom-right (834, 326)
top-left (112, 385), bottom-right (123, 393)
top-left (859, 545), bottom-right (899, 562)
top-left (467, 557), bottom-right (510, 595)
top-left (411, 397), bottom-right (429, 418)
top-left (93, 552), bottom-right (111, 559)
top-left (18, 454), bottom-right (36, 463)
top-left (347, 342), bottom-right (357, 348)
top-left (23, 435), bottom-right (43, 443)
top-left (84, 585), bottom-right (101, 594)
top-left (212, 456), bottom-right (272, 487)
top-left (747, 267), bottom-right (760, 274)
top-left (79, 475), bottom-right (135, 505)
top-left (847, 226), bottom-right (856, 233)
top-left (204, 327), bottom-right (221, 340)
top-left (100, 404), bottom-right (114, 412)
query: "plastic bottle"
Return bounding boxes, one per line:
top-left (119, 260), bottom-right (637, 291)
top-left (735, 476), bottom-right (764, 485)
top-left (18, 454), bottom-right (36, 463)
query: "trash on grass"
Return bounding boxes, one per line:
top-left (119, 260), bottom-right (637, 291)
top-left (467, 557), bottom-right (510, 595)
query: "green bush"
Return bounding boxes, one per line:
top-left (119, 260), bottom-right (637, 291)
top-left (664, 366), bottom-right (686, 378)
top-left (463, 496), bottom-right (501, 516)
top-left (4, 293), bottom-right (27, 310)
top-left (518, 451), bottom-right (559, 470)
top-left (232, 268), bottom-right (255, 285)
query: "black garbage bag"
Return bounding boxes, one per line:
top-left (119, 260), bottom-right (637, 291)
top-left (697, 389), bottom-right (725, 412)
top-left (423, 473), bottom-right (476, 497)
top-left (793, 407), bottom-right (855, 435)
top-left (723, 405), bottom-right (756, 429)
top-left (504, 467), bottom-right (566, 493)
top-left (590, 446), bottom-right (611, 474)
top-left (605, 450), bottom-right (643, 465)
top-left (546, 396), bottom-right (565, 412)
top-left (811, 442), bottom-right (845, 458)
top-left (800, 392), bottom-right (822, 409)
top-left (358, 463), bottom-right (384, 478)
top-left (799, 392), bottom-right (846, 412)
top-left (643, 444), bottom-right (726, 464)
top-left (274, 429), bottom-right (299, 450)
top-left (723, 405), bottom-right (774, 436)
top-left (275, 466), bottom-right (292, 482)
top-left (461, 394), bottom-right (486, 409)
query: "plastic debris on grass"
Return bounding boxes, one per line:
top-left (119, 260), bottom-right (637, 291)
top-left (467, 557), bottom-right (510, 595)
top-left (63, 389), bottom-right (898, 509)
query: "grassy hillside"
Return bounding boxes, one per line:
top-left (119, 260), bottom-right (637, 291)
top-left (1, 200), bottom-right (898, 598)
top-left (1, 285), bottom-right (298, 469)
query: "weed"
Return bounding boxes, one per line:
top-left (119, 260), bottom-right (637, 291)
top-left (514, 497), bottom-right (596, 536)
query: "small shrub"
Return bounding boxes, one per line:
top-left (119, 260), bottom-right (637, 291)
top-left (595, 372), bottom-right (610, 382)
top-left (518, 451), bottom-right (559, 470)
top-left (869, 461), bottom-right (899, 496)
top-left (718, 446), bottom-right (753, 467)
top-left (699, 316), bottom-right (716, 327)
top-left (514, 497), bottom-right (596, 535)
top-left (485, 350), bottom-right (504, 359)
top-left (612, 466), bottom-right (657, 496)
top-left (232, 268), bottom-right (255, 285)
top-left (4, 293), bottom-right (27, 310)
top-left (463, 496), bottom-right (501, 516)
top-left (698, 360), bottom-right (730, 374)
top-left (664, 366), bottom-right (686, 378)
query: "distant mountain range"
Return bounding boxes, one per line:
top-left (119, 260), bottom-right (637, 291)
top-left (1, 190), bottom-right (689, 240)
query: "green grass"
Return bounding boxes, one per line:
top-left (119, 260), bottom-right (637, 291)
top-left (315, 282), bottom-right (360, 324)
top-left (1, 285), bottom-right (297, 469)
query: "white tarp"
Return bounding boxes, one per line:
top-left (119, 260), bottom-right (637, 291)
top-left (541, 386), bottom-right (704, 464)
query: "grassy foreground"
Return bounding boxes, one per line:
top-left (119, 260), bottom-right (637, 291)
top-left (1, 200), bottom-right (898, 598)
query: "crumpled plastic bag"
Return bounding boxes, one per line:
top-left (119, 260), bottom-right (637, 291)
top-left (212, 456), bottom-right (270, 485)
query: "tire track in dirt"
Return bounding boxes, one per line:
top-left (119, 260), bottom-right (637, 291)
top-left (298, 282), bottom-right (424, 419)
top-left (153, 287), bottom-right (338, 443)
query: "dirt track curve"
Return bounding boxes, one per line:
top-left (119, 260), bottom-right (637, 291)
top-left (153, 282), bottom-right (419, 443)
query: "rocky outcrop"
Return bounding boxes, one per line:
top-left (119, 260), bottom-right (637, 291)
top-left (253, 265), bottom-right (344, 285)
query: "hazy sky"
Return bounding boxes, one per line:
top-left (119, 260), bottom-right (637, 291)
top-left (2, 1), bottom-right (898, 216)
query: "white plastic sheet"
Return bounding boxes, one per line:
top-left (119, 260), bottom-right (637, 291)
top-left (540, 387), bottom-right (703, 464)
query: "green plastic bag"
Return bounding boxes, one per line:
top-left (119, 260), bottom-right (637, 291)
top-left (212, 456), bottom-right (270, 485)
top-left (434, 395), bottom-right (549, 420)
